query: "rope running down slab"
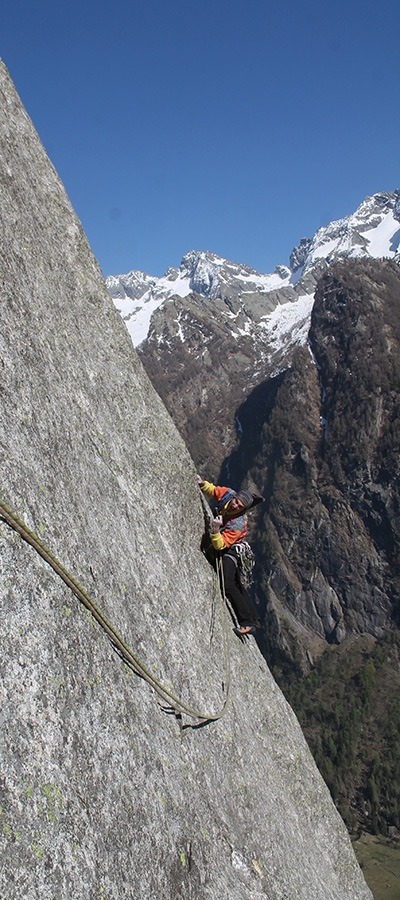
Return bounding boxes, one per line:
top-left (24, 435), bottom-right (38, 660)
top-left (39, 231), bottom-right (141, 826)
top-left (0, 497), bottom-right (230, 724)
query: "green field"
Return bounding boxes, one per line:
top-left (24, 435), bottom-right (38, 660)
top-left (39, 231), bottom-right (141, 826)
top-left (353, 834), bottom-right (400, 900)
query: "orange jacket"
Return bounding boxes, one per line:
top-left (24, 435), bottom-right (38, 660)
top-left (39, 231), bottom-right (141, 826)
top-left (201, 481), bottom-right (248, 552)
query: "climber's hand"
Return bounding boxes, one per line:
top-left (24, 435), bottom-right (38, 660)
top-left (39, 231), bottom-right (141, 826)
top-left (211, 516), bottom-right (223, 533)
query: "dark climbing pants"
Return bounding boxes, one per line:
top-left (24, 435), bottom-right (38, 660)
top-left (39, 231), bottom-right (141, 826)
top-left (222, 553), bottom-right (260, 629)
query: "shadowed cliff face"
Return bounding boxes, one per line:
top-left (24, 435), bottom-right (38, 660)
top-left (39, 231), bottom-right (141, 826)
top-left (0, 61), bottom-right (372, 900)
top-left (239, 260), bottom-right (400, 658)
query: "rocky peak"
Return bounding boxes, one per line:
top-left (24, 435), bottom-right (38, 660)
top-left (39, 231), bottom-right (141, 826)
top-left (181, 249), bottom-right (224, 297)
top-left (292, 190), bottom-right (400, 280)
top-left (289, 237), bottom-right (312, 271)
top-left (106, 267), bottom-right (158, 301)
top-left (394, 189), bottom-right (400, 224)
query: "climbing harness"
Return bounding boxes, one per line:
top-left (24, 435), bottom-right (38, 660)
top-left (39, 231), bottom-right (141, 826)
top-left (0, 497), bottom-right (231, 725)
top-left (230, 541), bottom-right (256, 587)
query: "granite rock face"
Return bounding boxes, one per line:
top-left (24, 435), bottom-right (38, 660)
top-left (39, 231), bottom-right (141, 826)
top-left (0, 61), bottom-right (372, 900)
top-left (223, 260), bottom-right (400, 662)
top-left (138, 261), bottom-right (400, 665)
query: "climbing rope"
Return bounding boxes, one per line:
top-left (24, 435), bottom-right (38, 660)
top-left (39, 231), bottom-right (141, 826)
top-left (0, 497), bottom-right (231, 724)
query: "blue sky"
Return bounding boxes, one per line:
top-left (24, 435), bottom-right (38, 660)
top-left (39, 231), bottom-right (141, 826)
top-left (1, 0), bottom-right (399, 278)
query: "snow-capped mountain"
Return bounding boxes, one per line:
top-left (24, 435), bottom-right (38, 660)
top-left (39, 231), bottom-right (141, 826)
top-left (106, 190), bottom-right (400, 478)
top-left (107, 190), bottom-right (400, 349)
top-left (106, 250), bottom-right (292, 347)
top-left (290, 190), bottom-right (400, 279)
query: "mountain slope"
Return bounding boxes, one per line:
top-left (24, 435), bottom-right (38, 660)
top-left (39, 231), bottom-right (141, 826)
top-left (0, 61), bottom-right (372, 900)
top-left (235, 258), bottom-right (400, 836)
top-left (107, 190), bottom-right (400, 477)
top-left (246, 258), bottom-right (400, 646)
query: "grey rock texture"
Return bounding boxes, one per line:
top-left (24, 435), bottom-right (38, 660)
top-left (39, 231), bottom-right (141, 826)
top-left (236, 259), bottom-right (400, 664)
top-left (0, 60), bottom-right (372, 899)
top-left (289, 237), bottom-right (313, 272)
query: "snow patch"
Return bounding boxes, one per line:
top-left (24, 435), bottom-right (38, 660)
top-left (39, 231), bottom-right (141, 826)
top-left (260, 293), bottom-right (314, 350)
top-left (360, 210), bottom-right (400, 258)
top-left (123, 293), bottom-right (166, 346)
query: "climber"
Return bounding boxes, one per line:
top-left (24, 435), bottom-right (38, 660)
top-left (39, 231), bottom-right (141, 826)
top-left (198, 476), bottom-right (263, 637)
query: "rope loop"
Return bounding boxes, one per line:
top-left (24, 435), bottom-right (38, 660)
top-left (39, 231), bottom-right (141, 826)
top-left (0, 497), bottom-right (230, 724)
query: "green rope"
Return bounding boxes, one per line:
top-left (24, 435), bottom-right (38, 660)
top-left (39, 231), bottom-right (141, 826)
top-left (0, 497), bottom-right (230, 723)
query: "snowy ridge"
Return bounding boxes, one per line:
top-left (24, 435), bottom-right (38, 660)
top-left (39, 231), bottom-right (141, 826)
top-left (105, 267), bottom-right (192, 346)
top-left (106, 250), bottom-right (292, 346)
top-left (291, 192), bottom-right (400, 282)
top-left (260, 293), bottom-right (315, 353)
top-left (106, 190), bottom-right (400, 347)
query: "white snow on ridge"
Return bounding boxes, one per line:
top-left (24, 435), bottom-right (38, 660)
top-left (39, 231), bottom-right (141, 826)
top-left (309, 237), bottom-right (342, 262)
top-left (241, 270), bottom-right (291, 292)
top-left (155, 272), bottom-right (192, 297)
top-left (107, 191), bottom-right (400, 348)
top-left (260, 293), bottom-right (315, 351)
top-left (108, 254), bottom-right (292, 346)
top-left (111, 271), bottom-right (192, 346)
top-left (360, 210), bottom-right (400, 258)
top-left (122, 292), bottom-right (166, 346)
top-left (301, 199), bottom-right (400, 272)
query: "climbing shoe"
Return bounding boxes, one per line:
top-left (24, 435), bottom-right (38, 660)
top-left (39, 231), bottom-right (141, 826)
top-left (233, 625), bottom-right (256, 637)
